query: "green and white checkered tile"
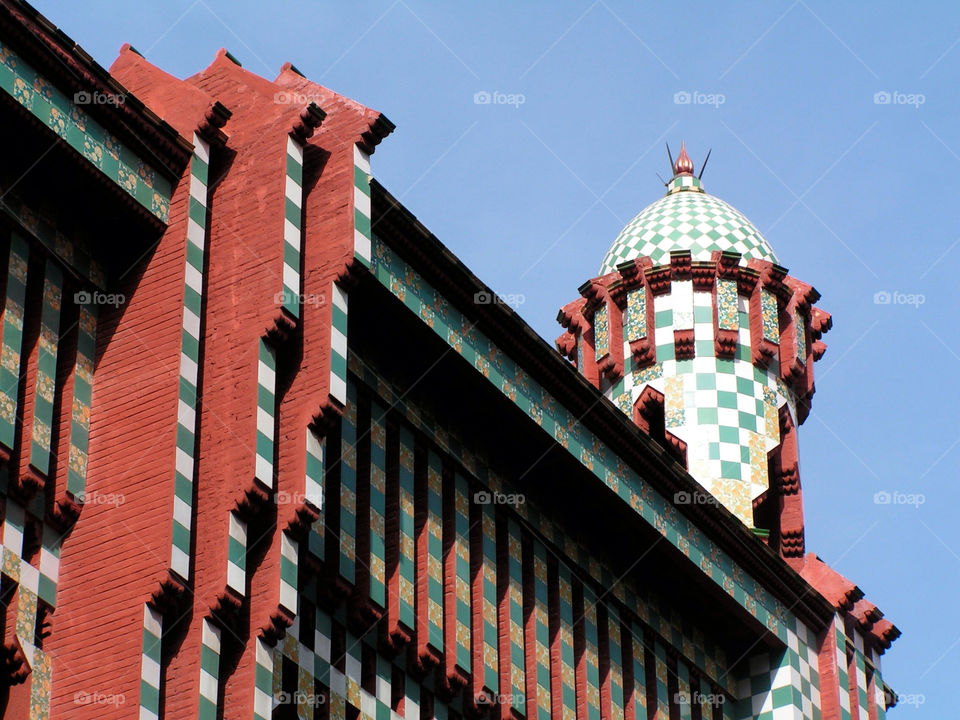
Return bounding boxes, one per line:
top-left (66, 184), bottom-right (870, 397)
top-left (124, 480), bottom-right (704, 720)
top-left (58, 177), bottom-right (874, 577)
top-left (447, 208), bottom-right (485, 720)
top-left (851, 643), bottom-right (869, 720)
top-left (598, 182), bottom-right (777, 274)
top-left (0, 233), bottom-right (29, 453)
top-left (38, 523), bottom-right (60, 607)
top-left (254, 637), bottom-right (274, 720)
top-left (738, 643), bottom-right (819, 720)
top-left (787, 622), bottom-right (821, 720)
top-left (280, 531), bottom-right (298, 615)
top-left (282, 136), bottom-right (304, 318)
top-left (619, 285), bottom-right (794, 525)
top-left (2, 499), bottom-right (24, 567)
top-left (256, 339), bottom-right (277, 489)
top-left (29, 260), bottom-right (62, 476)
top-left (835, 620), bottom-right (851, 720)
top-left (140, 604), bottom-right (163, 720)
top-left (330, 282), bottom-right (349, 404)
top-left (227, 511), bottom-right (247, 596)
top-left (170, 134), bottom-right (212, 580)
top-left (305, 427), bottom-right (325, 513)
top-left (354, 145), bottom-right (373, 267)
top-left (198, 619), bottom-right (222, 719)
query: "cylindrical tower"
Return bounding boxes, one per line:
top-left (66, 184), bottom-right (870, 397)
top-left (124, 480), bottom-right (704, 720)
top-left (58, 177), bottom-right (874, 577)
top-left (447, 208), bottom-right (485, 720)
top-left (556, 143), bottom-right (832, 565)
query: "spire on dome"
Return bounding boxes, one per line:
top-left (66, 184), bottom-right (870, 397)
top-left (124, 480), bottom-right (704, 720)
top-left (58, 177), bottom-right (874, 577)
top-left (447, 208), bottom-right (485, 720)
top-left (673, 141), bottom-right (694, 176)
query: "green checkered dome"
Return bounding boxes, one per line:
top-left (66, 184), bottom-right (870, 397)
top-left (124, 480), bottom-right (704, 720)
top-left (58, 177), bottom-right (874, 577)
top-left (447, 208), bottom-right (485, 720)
top-left (599, 176), bottom-right (778, 275)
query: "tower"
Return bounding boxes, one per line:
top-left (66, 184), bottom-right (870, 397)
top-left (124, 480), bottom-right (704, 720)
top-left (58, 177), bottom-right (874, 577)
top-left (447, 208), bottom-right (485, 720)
top-left (557, 142), bottom-right (832, 567)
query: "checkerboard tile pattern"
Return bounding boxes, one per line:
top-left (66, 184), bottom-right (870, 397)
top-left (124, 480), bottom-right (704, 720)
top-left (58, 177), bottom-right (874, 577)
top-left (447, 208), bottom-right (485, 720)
top-left (353, 145), bottom-right (373, 267)
top-left (0, 484), bottom-right (63, 719)
top-left (598, 184), bottom-right (778, 275)
top-left (281, 135), bottom-right (304, 318)
top-left (139, 604), bottom-right (163, 720)
top-left (226, 511), bottom-right (247, 596)
top-left (619, 284), bottom-right (794, 526)
top-left (737, 623), bottom-right (820, 720)
top-left (255, 339), bottom-right (277, 489)
top-left (305, 428), bottom-right (325, 518)
top-left (198, 619), bottom-right (222, 719)
top-left (170, 135), bottom-right (212, 580)
top-left (330, 282), bottom-right (349, 404)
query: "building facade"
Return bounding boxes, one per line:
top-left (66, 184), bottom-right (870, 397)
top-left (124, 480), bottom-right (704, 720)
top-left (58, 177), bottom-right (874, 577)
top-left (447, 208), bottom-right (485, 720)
top-left (0, 2), bottom-right (898, 718)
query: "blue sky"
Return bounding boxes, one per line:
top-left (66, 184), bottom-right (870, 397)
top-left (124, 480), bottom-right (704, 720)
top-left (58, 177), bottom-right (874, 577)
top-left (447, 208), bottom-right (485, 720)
top-left (34, 1), bottom-right (957, 714)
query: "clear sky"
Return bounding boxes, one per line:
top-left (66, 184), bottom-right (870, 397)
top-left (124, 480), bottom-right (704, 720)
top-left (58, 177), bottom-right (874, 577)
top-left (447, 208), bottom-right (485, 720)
top-left (32, 1), bottom-right (956, 714)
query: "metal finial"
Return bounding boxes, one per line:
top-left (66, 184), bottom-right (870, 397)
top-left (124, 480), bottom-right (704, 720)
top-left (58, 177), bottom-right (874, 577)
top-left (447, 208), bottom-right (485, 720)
top-left (674, 141), bottom-right (694, 176)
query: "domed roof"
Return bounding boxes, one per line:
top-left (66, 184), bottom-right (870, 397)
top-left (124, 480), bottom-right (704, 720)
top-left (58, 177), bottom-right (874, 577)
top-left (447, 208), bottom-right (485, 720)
top-left (598, 173), bottom-right (778, 276)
